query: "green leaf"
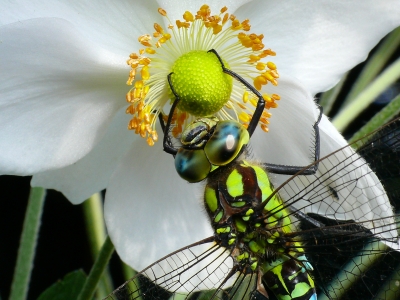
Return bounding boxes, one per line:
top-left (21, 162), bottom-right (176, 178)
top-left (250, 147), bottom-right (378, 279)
top-left (37, 270), bottom-right (87, 300)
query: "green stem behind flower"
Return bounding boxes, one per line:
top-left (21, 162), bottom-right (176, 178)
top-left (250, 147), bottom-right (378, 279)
top-left (82, 193), bottom-right (113, 298)
top-left (342, 26), bottom-right (400, 107)
top-left (9, 187), bottom-right (46, 300)
top-left (349, 93), bottom-right (400, 143)
top-left (77, 236), bottom-right (114, 300)
top-left (319, 73), bottom-right (348, 116)
top-left (333, 57), bottom-right (400, 132)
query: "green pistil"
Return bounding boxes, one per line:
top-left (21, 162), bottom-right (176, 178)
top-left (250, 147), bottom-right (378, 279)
top-left (170, 50), bottom-right (233, 116)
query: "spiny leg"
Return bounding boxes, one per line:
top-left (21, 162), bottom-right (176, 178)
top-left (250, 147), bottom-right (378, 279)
top-left (208, 49), bottom-right (265, 138)
top-left (260, 105), bottom-right (323, 175)
top-left (162, 72), bottom-right (180, 155)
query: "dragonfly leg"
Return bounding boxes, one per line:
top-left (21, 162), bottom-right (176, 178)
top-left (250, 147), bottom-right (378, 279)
top-left (162, 72), bottom-right (180, 155)
top-left (260, 105), bottom-right (323, 175)
top-left (208, 49), bottom-right (265, 138)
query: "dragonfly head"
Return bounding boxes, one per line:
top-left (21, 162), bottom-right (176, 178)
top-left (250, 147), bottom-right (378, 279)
top-left (175, 118), bottom-right (250, 182)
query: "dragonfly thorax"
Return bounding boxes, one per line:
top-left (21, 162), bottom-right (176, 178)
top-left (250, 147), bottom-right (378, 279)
top-left (204, 159), bottom-right (304, 273)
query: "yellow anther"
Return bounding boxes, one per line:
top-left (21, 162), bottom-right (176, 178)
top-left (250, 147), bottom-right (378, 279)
top-left (270, 70), bottom-right (279, 78)
top-left (158, 8), bottom-right (167, 16)
top-left (176, 20), bottom-right (190, 28)
top-left (129, 69), bottom-right (136, 77)
top-left (145, 48), bottom-right (156, 54)
top-left (220, 6), bottom-right (228, 13)
top-left (126, 91), bottom-right (133, 103)
top-left (262, 94), bottom-right (272, 102)
top-left (256, 62), bottom-right (266, 71)
top-left (268, 101), bottom-right (278, 108)
top-left (126, 105), bottom-right (135, 115)
top-left (222, 13), bottom-right (229, 25)
top-left (256, 75), bottom-right (267, 85)
top-left (248, 54), bottom-right (260, 62)
top-left (260, 117), bottom-right (269, 124)
top-left (239, 112), bottom-right (251, 123)
top-left (260, 49), bottom-right (276, 57)
top-left (242, 19), bottom-right (251, 31)
top-left (138, 34), bottom-right (152, 47)
top-left (237, 102), bottom-right (246, 110)
top-left (262, 111), bottom-right (272, 118)
top-left (133, 88), bottom-right (141, 99)
top-left (154, 23), bottom-right (164, 34)
top-left (267, 61), bottom-right (276, 70)
top-left (139, 57), bottom-right (151, 66)
top-left (261, 124), bottom-right (269, 132)
top-left (129, 53), bottom-right (139, 59)
top-left (135, 80), bottom-right (143, 89)
top-left (147, 137), bottom-right (155, 146)
top-left (231, 19), bottom-right (241, 30)
top-left (252, 43), bottom-right (264, 51)
top-left (160, 33), bottom-right (171, 43)
top-left (263, 72), bottom-right (275, 82)
top-left (152, 130), bottom-right (158, 142)
top-left (243, 91), bottom-right (249, 103)
top-left (141, 66), bottom-right (150, 80)
top-left (272, 94), bottom-right (280, 100)
top-left (128, 118), bottom-right (137, 130)
top-left (213, 24), bottom-right (222, 34)
top-left (183, 11), bottom-right (194, 22)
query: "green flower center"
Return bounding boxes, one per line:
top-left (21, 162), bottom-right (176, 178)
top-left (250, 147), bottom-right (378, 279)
top-left (170, 50), bottom-right (233, 116)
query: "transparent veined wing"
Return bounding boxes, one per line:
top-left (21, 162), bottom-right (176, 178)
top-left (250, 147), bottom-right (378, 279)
top-left (105, 118), bottom-right (400, 300)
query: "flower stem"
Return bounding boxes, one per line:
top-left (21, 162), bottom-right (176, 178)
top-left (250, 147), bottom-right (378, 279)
top-left (77, 236), bottom-right (114, 300)
top-left (319, 72), bottom-right (348, 115)
top-left (342, 26), bottom-right (400, 107)
top-left (82, 193), bottom-right (113, 298)
top-left (349, 92), bottom-right (400, 143)
top-left (9, 187), bottom-right (46, 300)
top-left (333, 57), bottom-right (400, 132)
top-left (83, 193), bottom-right (107, 257)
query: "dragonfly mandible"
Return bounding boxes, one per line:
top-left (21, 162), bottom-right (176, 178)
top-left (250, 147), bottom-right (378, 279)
top-left (105, 50), bottom-right (400, 300)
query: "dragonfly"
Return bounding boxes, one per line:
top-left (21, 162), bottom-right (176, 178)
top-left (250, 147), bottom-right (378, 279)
top-left (105, 50), bottom-right (400, 300)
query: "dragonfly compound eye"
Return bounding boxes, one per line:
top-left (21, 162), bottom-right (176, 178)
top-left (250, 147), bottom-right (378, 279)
top-left (205, 121), bottom-right (249, 166)
top-left (175, 148), bottom-right (212, 183)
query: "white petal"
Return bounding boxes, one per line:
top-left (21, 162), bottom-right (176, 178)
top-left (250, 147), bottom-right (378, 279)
top-left (238, 0), bottom-right (400, 94)
top-left (250, 75), bottom-right (319, 167)
top-left (0, 19), bottom-right (127, 175)
top-left (105, 138), bottom-right (213, 271)
top-left (1, 0), bottom-right (162, 57)
top-left (156, 0), bottom-right (252, 21)
top-left (31, 109), bottom-right (133, 204)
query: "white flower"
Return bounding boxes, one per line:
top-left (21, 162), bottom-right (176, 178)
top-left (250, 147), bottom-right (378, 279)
top-left (1, 0), bottom-right (399, 272)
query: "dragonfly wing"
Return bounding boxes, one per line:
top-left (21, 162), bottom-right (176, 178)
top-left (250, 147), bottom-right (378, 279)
top-left (106, 238), bottom-right (245, 299)
top-left (273, 121), bottom-right (400, 250)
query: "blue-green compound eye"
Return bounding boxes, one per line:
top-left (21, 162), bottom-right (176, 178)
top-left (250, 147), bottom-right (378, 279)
top-left (205, 121), bottom-right (249, 166)
top-left (175, 148), bottom-right (211, 182)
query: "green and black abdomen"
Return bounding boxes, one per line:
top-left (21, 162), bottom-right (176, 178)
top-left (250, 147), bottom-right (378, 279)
top-left (204, 160), bottom-right (316, 300)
